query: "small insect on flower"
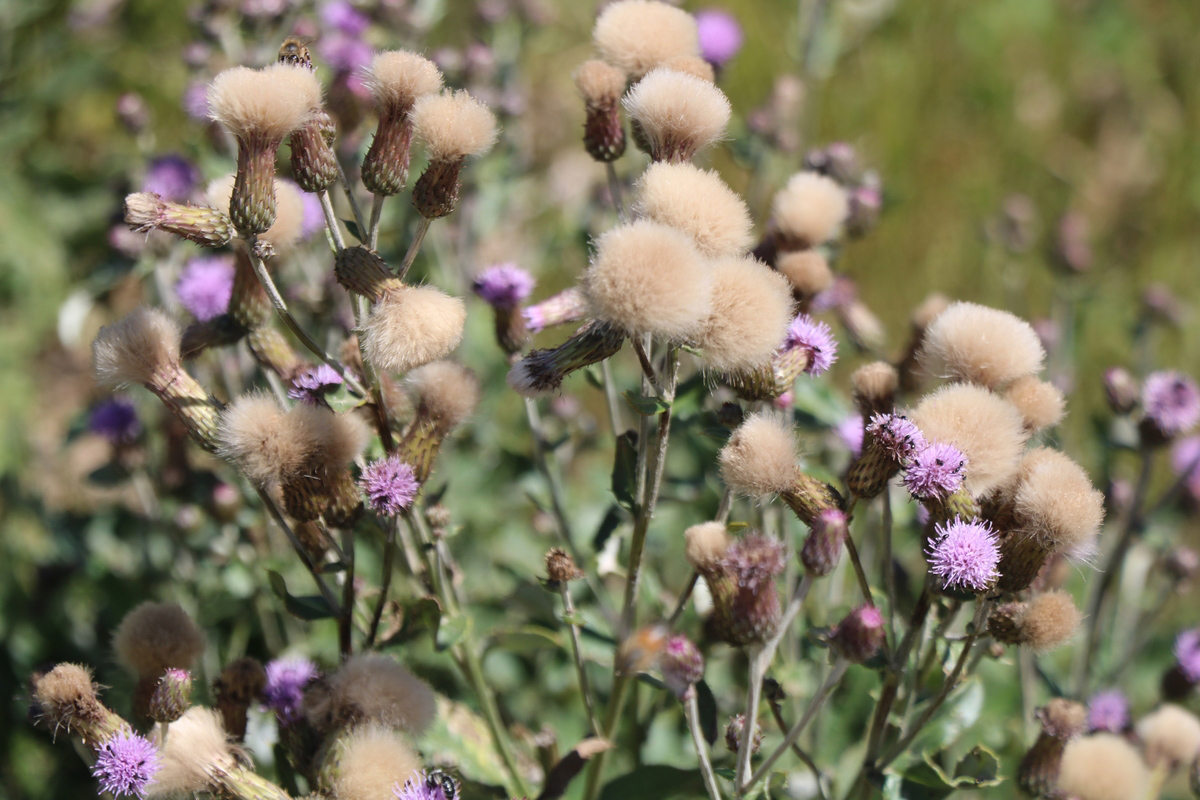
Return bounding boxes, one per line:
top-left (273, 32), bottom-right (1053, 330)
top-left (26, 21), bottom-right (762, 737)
top-left (278, 36), bottom-right (314, 70)
top-left (426, 770), bottom-right (459, 800)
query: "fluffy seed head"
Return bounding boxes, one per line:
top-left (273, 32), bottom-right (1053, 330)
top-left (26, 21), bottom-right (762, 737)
top-left (623, 68), bottom-right (731, 162)
top-left (684, 521), bottom-right (731, 569)
top-left (718, 412), bottom-right (798, 496)
top-left (903, 441), bottom-right (968, 500)
top-left (664, 54), bottom-right (715, 82)
top-left (206, 175), bottom-right (306, 251)
top-left (1057, 734), bottom-right (1148, 800)
top-left (366, 51), bottom-right (443, 114)
top-left (1087, 690), bottom-right (1130, 734)
top-left (575, 59), bottom-right (627, 104)
top-left (153, 707), bottom-right (234, 796)
top-left (407, 361), bottom-right (481, 428)
top-left (593, 0), bottom-right (700, 78)
top-left (112, 602), bottom-right (206, 678)
top-left (1013, 448), bottom-right (1104, 553)
top-left (583, 220), bottom-right (711, 340)
top-left (783, 314), bottom-right (838, 375)
top-left (33, 663), bottom-right (102, 729)
top-left (1137, 705), bottom-right (1200, 769)
top-left (776, 250), bottom-right (834, 298)
top-left (335, 726), bottom-right (422, 800)
top-left (917, 301), bottom-right (1045, 389)
top-left (926, 517), bottom-right (1000, 592)
top-left (1005, 375), bottom-right (1066, 432)
top-left (851, 362), bottom-right (899, 417)
top-left (634, 162), bottom-right (754, 258)
top-left (411, 90), bottom-right (497, 162)
top-left (321, 654), bottom-right (436, 735)
top-left (1020, 590), bottom-right (1082, 651)
top-left (360, 456), bottom-right (420, 516)
top-left (216, 393), bottom-right (307, 486)
top-left (696, 256), bottom-right (794, 373)
top-left (208, 63), bottom-right (321, 142)
top-left (771, 172), bottom-right (849, 248)
top-left (911, 383), bottom-right (1028, 498)
top-left (361, 286), bottom-right (466, 376)
top-left (92, 730), bottom-right (160, 798)
top-left (92, 308), bottom-right (181, 389)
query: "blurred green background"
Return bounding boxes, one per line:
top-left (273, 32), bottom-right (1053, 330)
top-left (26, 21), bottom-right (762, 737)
top-left (2, 0), bottom-right (1199, 797)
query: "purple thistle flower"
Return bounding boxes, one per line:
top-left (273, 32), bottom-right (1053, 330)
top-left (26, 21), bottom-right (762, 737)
top-left (91, 731), bottom-right (160, 798)
top-left (318, 32), bottom-right (374, 72)
top-left (394, 772), bottom-right (456, 800)
top-left (660, 635), bottom-right (705, 699)
top-left (695, 9), bottom-right (743, 66)
top-left (926, 517), bottom-right (1000, 592)
top-left (1171, 435), bottom-right (1200, 501)
top-left (1174, 627), bottom-right (1200, 683)
top-left (321, 0), bottom-right (370, 36)
top-left (299, 190), bottom-right (326, 239)
top-left (472, 264), bottom-right (536, 308)
top-left (835, 413), bottom-right (864, 456)
top-left (288, 364), bottom-right (344, 405)
top-left (1142, 370), bottom-right (1200, 437)
top-left (263, 657), bottom-right (318, 724)
top-left (903, 441), bottom-right (967, 500)
top-left (1086, 689), bottom-right (1129, 733)
top-left (866, 413), bottom-right (926, 462)
top-left (723, 533), bottom-right (786, 591)
top-left (142, 155), bottom-right (200, 202)
top-left (783, 313), bottom-right (838, 375)
top-left (360, 456), bottom-right (420, 515)
top-left (175, 256), bottom-right (234, 321)
top-left (90, 397), bottom-right (142, 444)
top-left (809, 276), bottom-right (856, 314)
top-left (182, 80), bottom-right (210, 121)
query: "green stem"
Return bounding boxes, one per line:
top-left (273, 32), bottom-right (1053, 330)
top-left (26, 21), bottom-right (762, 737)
top-left (747, 660), bottom-right (848, 789)
top-left (396, 216), bottom-right (432, 281)
top-left (366, 520), bottom-right (397, 647)
top-left (561, 583), bottom-right (601, 735)
top-left (685, 692), bottom-right (724, 800)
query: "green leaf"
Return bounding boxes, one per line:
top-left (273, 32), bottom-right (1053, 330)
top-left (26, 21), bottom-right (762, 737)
top-left (898, 746), bottom-right (1002, 800)
top-left (592, 504), bottom-right (624, 551)
top-left (87, 461), bottom-right (132, 486)
top-left (325, 382), bottom-right (365, 413)
top-left (266, 570), bottom-right (338, 620)
top-left (713, 768), bottom-right (736, 781)
top-left (382, 596), bottom-right (443, 646)
top-left (436, 613), bottom-right (470, 651)
top-left (424, 696), bottom-right (508, 789)
top-left (486, 624), bottom-right (562, 654)
top-left (584, 365), bottom-right (604, 389)
top-left (561, 610), bottom-right (587, 627)
top-left (696, 680), bottom-right (718, 745)
top-left (343, 218), bottom-right (364, 243)
top-left (599, 766), bottom-right (707, 800)
top-left (622, 390), bottom-right (671, 417)
top-left (611, 431), bottom-right (638, 511)
top-left (952, 746), bottom-right (1002, 787)
top-left (914, 676), bottom-right (984, 753)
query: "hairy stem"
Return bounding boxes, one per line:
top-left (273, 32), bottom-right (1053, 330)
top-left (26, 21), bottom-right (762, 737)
top-left (685, 692), bottom-right (724, 800)
top-left (561, 583), bottom-right (601, 735)
top-left (396, 216), bottom-right (432, 281)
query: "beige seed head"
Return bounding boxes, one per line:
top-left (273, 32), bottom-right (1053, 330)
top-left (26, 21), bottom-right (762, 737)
top-left (851, 362), bottom-right (899, 415)
top-left (365, 50), bottom-right (443, 114)
top-left (1004, 375), bottom-right (1066, 432)
top-left (1136, 705), bottom-right (1200, 770)
top-left (634, 162), bottom-right (754, 258)
top-left (911, 293), bottom-right (952, 331)
top-left (696, 256), bottom-right (794, 373)
top-left (718, 412), bottom-right (799, 496)
top-left (575, 59), bottom-right (627, 105)
top-left (360, 286), bottom-right (467, 376)
top-left (208, 63), bottom-right (322, 142)
top-left (206, 175), bottom-right (306, 252)
top-left (152, 707), bottom-right (235, 796)
top-left (917, 301), bottom-right (1045, 389)
top-left (411, 89), bottom-right (498, 162)
top-left (770, 172), bottom-right (849, 248)
top-left (112, 601), bottom-right (206, 678)
top-left (1057, 734), bottom-right (1149, 800)
top-left (1013, 448), bottom-right (1104, 553)
top-left (623, 68), bottom-right (730, 162)
top-left (334, 725), bottom-right (422, 800)
top-left (1019, 590), bottom-right (1082, 652)
top-left (297, 404), bottom-right (372, 472)
top-left (217, 392), bottom-right (310, 487)
top-left (664, 54), bottom-right (715, 83)
top-left (92, 307), bottom-right (181, 389)
top-left (406, 360), bottom-right (481, 429)
top-left (776, 250), bottom-right (833, 297)
top-left (593, 0), bottom-right (700, 79)
top-left (33, 663), bottom-right (101, 723)
top-left (911, 383), bottom-right (1029, 498)
top-left (324, 653), bottom-right (437, 735)
top-left (583, 220), bottom-right (712, 340)
top-left (684, 522), bottom-right (731, 569)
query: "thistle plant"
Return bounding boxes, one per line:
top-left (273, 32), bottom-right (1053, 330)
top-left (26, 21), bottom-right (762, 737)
top-left (23, 2), bottom-right (1200, 800)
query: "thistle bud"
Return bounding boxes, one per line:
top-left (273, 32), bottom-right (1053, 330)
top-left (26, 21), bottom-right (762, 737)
top-left (410, 90), bottom-right (497, 219)
top-left (506, 322), bottom-right (625, 397)
top-left (362, 51), bottom-right (444, 196)
top-left (522, 287), bottom-right (589, 334)
top-left (829, 604), bottom-right (885, 664)
top-left (801, 508), bottom-right (848, 577)
top-left (473, 264), bottom-right (536, 355)
top-left (575, 60), bottom-right (627, 162)
top-left (124, 192), bottom-right (234, 248)
top-left (710, 533), bottom-right (786, 646)
top-left (660, 635), bottom-right (704, 700)
top-left (290, 108), bottom-right (340, 192)
top-left (1018, 699), bottom-right (1087, 797)
top-left (847, 413), bottom-right (925, 500)
top-left (149, 668), bottom-right (192, 723)
top-left (246, 325), bottom-right (302, 378)
top-left (545, 548), bottom-right (584, 583)
top-left (212, 657), bottom-right (267, 742)
top-left (724, 713), bottom-right (762, 755)
top-left (1103, 367), bottom-right (1138, 415)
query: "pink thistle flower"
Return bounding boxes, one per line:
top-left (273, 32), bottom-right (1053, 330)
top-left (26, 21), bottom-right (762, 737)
top-left (926, 517), bottom-right (1000, 592)
top-left (903, 441), bottom-right (967, 500)
top-left (784, 313), bottom-right (838, 375)
top-left (360, 456), bottom-right (420, 516)
top-left (1143, 370), bottom-right (1200, 437)
top-left (92, 731), bottom-right (160, 798)
top-left (472, 263), bottom-right (536, 308)
top-left (175, 256), bottom-right (234, 322)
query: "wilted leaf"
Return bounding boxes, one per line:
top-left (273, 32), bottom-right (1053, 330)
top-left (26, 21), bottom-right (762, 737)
top-left (536, 738), bottom-right (614, 800)
top-left (611, 431), bottom-right (638, 511)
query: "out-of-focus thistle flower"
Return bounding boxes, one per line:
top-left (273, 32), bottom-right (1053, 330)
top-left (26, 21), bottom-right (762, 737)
top-left (851, 362), bottom-right (898, 418)
top-left (320, 33), bottom-right (375, 73)
top-left (836, 414), bottom-right (864, 457)
top-left (288, 364), bottom-right (344, 405)
top-left (1017, 698), bottom-right (1087, 798)
top-left (1171, 436), bottom-right (1200, 502)
top-left (124, 193), bottom-right (234, 249)
top-left (207, 64), bottom-right (322, 235)
top-left (212, 657), bottom-right (266, 742)
top-left (695, 9), bottom-right (743, 67)
top-left (1086, 689), bottom-right (1129, 734)
top-left (1103, 367), bottom-right (1138, 415)
top-left (1163, 627), bottom-right (1200, 700)
top-left (897, 292), bottom-right (950, 393)
top-left (176, 256), bottom-right (235, 321)
top-left (801, 508), bottom-right (847, 577)
top-left (846, 412), bottom-right (924, 500)
top-left (410, 90), bottom-right (497, 218)
top-left (845, 178), bottom-right (882, 238)
top-left (91, 731), bottom-right (160, 799)
top-left (724, 713), bottom-right (762, 754)
top-left (116, 92), bottom-right (149, 134)
top-left (1004, 375), bottom-right (1066, 433)
top-left (804, 141), bottom-right (859, 183)
top-left (148, 668), bottom-right (192, 724)
top-left (1056, 733), bottom-right (1149, 800)
top-left (89, 396), bottom-right (142, 445)
top-left (830, 604), bottom-right (885, 663)
top-left (903, 441), bottom-right (967, 501)
top-left (362, 51), bottom-right (444, 196)
top-left (1053, 211), bottom-right (1093, 273)
top-left (926, 517), bottom-right (1000, 593)
top-left (1140, 370), bottom-right (1200, 444)
top-left (142, 155), bottom-right (200, 202)
top-left (306, 653), bottom-right (436, 735)
top-left (616, 625), bottom-right (669, 675)
top-left (1137, 704), bottom-right (1200, 772)
top-left (322, 0), bottom-right (370, 35)
top-left (360, 455), bottom-right (420, 516)
top-left (153, 706), bottom-right (290, 798)
top-left (522, 287), bottom-right (589, 334)
top-left (660, 635), bottom-right (704, 700)
top-left (776, 250), bottom-right (833, 307)
top-left (575, 60), bottom-right (627, 163)
top-left (624, 68), bottom-right (730, 163)
top-left (1141, 283), bottom-right (1185, 328)
top-left (112, 602), bottom-right (206, 721)
top-left (473, 263), bottom-right (536, 354)
top-left (708, 532), bottom-right (786, 646)
top-left (263, 657), bottom-right (318, 725)
top-left (770, 172), bottom-right (848, 251)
